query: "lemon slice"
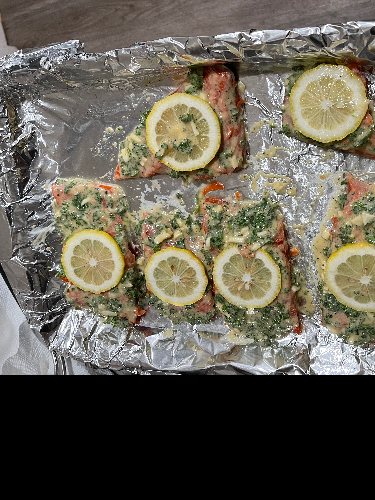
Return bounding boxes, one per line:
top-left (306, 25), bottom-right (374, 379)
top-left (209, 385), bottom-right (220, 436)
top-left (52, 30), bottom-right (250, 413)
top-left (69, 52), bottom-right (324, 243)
top-left (145, 93), bottom-right (221, 171)
top-left (61, 230), bottom-right (125, 294)
top-left (290, 64), bottom-right (369, 143)
top-left (213, 246), bottom-right (281, 308)
top-left (144, 247), bottom-right (208, 306)
top-left (325, 242), bottom-right (375, 312)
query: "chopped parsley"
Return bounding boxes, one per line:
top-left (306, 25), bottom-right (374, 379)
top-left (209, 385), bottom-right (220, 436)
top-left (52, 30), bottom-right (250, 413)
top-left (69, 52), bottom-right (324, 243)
top-left (124, 268), bottom-right (147, 306)
top-left (318, 284), bottom-right (375, 346)
top-left (173, 138), bottom-right (194, 155)
top-left (352, 193), bottom-right (375, 215)
top-left (337, 224), bottom-right (353, 245)
top-left (135, 110), bottom-right (151, 136)
top-left (185, 69), bottom-right (204, 95)
top-left (179, 113), bottom-right (194, 123)
top-left (336, 192), bottom-right (348, 210)
top-left (64, 180), bottom-right (76, 194)
top-left (284, 66), bottom-right (307, 95)
top-left (71, 193), bottom-right (87, 211)
top-left (365, 229), bottom-right (375, 245)
top-left (218, 148), bottom-right (233, 168)
top-left (231, 197), bottom-right (277, 244)
top-left (205, 204), bottom-right (225, 250)
top-left (347, 125), bottom-right (374, 148)
top-left (216, 295), bottom-right (292, 345)
top-left (119, 139), bottom-right (150, 178)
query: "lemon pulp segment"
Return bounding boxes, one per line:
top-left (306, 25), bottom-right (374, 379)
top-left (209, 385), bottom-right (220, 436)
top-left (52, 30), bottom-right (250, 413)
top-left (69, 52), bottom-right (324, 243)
top-left (61, 229), bottom-right (125, 294)
top-left (146, 93), bottom-right (221, 171)
top-left (144, 247), bottom-right (208, 306)
top-left (290, 64), bottom-right (369, 143)
top-left (213, 246), bottom-right (281, 308)
top-left (325, 242), bottom-right (375, 312)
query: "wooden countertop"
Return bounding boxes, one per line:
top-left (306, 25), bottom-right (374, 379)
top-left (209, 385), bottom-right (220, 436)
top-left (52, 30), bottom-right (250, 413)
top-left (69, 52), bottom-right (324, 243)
top-left (0, 0), bottom-right (374, 53)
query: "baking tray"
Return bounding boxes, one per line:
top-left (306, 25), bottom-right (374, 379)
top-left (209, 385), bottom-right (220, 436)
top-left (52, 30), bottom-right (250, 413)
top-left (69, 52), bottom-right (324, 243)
top-left (2, 23), bottom-right (375, 374)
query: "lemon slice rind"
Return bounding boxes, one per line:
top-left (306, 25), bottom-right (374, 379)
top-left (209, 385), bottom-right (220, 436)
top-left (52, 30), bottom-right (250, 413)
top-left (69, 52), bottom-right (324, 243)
top-left (146, 93), bottom-right (221, 172)
top-left (145, 247), bottom-right (208, 307)
top-left (213, 246), bottom-right (281, 309)
top-left (324, 242), bottom-right (375, 312)
top-left (61, 229), bottom-right (125, 294)
top-left (290, 64), bottom-right (370, 144)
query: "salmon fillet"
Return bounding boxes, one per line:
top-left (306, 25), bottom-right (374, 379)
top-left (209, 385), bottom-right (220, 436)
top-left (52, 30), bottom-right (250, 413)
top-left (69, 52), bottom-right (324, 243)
top-left (315, 174), bottom-right (375, 344)
top-left (52, 179), bottom-right (146, 326)
top-left (114, 64), bottom-right (247, 181)
top-left (202, 195), bottom-right (301, 344)
top-left (281, 64), bottom-right (375, 159)
top-left (140, 207), bottom-right (215, 324)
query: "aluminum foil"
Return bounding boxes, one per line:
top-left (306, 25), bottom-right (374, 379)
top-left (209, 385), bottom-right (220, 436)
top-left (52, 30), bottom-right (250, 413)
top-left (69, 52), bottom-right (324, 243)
top-left (2, 22), bottom-right (375, 375)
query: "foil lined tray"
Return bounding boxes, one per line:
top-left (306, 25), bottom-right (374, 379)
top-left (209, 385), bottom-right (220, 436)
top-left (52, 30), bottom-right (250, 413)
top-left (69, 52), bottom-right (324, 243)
top-left (1, 22), bottom-right (375, 375)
